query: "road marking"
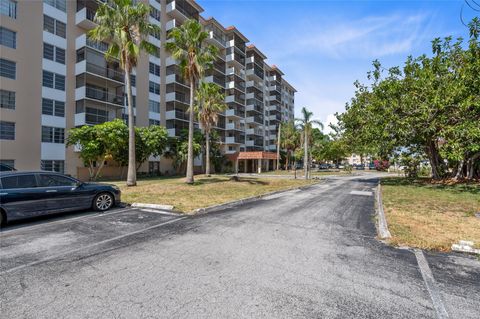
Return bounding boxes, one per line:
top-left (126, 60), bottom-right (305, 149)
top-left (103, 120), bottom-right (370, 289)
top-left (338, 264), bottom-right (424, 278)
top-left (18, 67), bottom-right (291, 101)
top-left (0, 216), bottom-right (187, 275)
top-left (0, 207), bottom-right (134, 236)
top-left (349, 190), bottom-right (373, 196)
top-left (414, 249), bottom-right (449, 319)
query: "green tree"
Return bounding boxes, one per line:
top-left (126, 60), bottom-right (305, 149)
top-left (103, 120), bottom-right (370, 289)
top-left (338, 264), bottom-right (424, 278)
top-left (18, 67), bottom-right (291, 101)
top-left (195, 82), bottom-right (228, 176)
top-left (337, 19), bottom-right (480, 180)
top-left (280, 120), bottom-right (300, 170)
top-left (165, 19), bottom-right (218, 183)
top-left (89, 0), bottom-right (160, 186)
top-left (67, 119), bottom-right (128, 181)
top-left (165, 129), bottom-right (203, 175)
top-left (296, 107), bottom-right (323, 179)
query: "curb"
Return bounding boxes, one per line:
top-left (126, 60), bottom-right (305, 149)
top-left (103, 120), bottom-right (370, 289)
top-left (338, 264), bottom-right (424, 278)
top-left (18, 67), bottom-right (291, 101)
top-left (131, 203), bottom-right (175, 211)
top-left (376, 183), bottom-right (392, 239)
top-left (451, 240), bottom-right (480, 255)
top-left (192, 181), bottom-right (322, 215)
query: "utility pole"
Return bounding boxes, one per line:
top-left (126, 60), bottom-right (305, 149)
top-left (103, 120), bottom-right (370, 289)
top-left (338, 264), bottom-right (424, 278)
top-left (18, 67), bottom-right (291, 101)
top-left (276, 123), bottom-right (281, 171)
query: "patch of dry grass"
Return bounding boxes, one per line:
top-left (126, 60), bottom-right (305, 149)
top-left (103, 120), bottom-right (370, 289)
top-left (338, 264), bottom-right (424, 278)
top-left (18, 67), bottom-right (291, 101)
top-left (113, 175), bottom-right (315, 213)
top-left (382, 177), bottom-right (480, 251)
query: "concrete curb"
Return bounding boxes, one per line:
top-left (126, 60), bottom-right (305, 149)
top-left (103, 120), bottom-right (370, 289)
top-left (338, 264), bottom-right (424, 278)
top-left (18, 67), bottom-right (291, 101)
top-left (451, 240), bottom-right (480, 255)
top-left (376, 183), bottom-right (392, 239)
top-left (192, 182), bottom-right (321, 215)
top-left (131, 203), bottom-right (175, 211)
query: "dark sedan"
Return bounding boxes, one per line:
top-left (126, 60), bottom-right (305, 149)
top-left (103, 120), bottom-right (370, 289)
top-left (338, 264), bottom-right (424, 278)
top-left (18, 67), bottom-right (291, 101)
top-left (0, 171), bottom-right (121, 225)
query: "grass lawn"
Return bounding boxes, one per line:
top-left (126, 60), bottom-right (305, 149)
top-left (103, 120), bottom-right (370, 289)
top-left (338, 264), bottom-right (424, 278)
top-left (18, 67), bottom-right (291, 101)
top-left (113, 175), bottom-right (315, 213)
top-left (381, 177), bottom-right (480, 251)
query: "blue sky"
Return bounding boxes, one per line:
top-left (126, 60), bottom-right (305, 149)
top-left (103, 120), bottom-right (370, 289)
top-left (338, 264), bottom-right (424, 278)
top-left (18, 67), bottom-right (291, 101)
top-left (198, 0), bottom-right (477, 132)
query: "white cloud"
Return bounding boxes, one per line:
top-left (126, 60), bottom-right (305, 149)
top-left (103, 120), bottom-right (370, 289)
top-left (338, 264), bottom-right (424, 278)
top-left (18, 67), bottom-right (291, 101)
top-left (323, 114), bottom-right (339, 135)
top-left (274, 13), bottom-right (431, 59)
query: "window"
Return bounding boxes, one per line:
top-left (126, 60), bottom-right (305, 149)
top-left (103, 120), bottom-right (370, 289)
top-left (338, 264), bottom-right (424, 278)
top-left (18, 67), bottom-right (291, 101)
top-left (150, 6), bottom-right (160, 21)
top-left (42, 71), bottom-right (65, 91)
top-left (149, 62), bottom-right (160, 76)
top-left (149, 119), bottom-right (160, 126)
top-left (130, 74), bottom-right (136, 87)
top-left (41, 126), bottom-right (64, 143)
top-left (43, 43), bottom-right (65, 64)
top-left (0, 159), bottom-right (14, 168)
top-left (0, 0), bottom-right (16, 19)
top-left (0, 27), bottom-right (16, 48)
top-left (0, 58), bottom-right (15, 79)
top-left (55, 73), bottom-right (65, 90)
top-left (42, 98), bottom-right (64, 117)
top-left (38, 174), bottom-right (76, 187)
top-left (0, 121), bottom-right (14, 140)
top-left (0, 90), bottom-right (15, 109)
top-left (44, 0), bottom-right (66, 12)
top-left (1, 175), bottom-right (37, 189)
top-left (41, 160), bottom-right (65, 173)
top-left (149, 100), bottom-right (160, 113)
top-left (149, 81), bottom-right (160, 94)
top-left (43, 15), bottom-right (66, 38)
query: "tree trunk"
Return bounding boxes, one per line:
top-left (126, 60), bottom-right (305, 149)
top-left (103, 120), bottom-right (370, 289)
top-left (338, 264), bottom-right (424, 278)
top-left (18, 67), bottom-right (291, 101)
top-left (426, 141), bottom-right (445, 180)
top-left (304, 129), bottom-right (308, 180)
top-left (453, 159), bottom-right (464, 180)
top-left (467, 153), bottom-right (480, 179)
top-left (125, 66), bottom-right (137, 186)
top-left (185, 77), bottom-right (195, 184)
top-left (286, 150), bottom-right (290, 171)
top-left (277, 123), bottom-right (281, 170)
top-left (205, 130), bottom-right (211, 176)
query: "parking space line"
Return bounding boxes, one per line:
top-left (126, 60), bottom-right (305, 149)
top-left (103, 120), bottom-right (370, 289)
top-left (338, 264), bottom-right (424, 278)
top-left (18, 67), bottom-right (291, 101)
top-left (414, 249), bottom-right (449, 319)
top-left (0, 216), bottom-right (187, 275)
top-left (0, 207), bottom-right (134, 236)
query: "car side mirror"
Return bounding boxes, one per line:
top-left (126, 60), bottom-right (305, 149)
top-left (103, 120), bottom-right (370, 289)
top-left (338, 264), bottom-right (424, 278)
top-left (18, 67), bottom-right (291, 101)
top-left (76, 181), bottom-right (84, 187)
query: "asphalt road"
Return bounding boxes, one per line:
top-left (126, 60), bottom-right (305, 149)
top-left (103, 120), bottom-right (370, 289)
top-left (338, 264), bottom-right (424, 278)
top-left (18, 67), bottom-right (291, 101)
top-left (0, 175), bottom-right (479, 318)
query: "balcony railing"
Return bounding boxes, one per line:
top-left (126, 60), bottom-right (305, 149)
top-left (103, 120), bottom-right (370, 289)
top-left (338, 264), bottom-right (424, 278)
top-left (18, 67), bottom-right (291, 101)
top-left (85, 86), bottom-right (124, 106)
top-left (86, 63), bottom-right (123, 82)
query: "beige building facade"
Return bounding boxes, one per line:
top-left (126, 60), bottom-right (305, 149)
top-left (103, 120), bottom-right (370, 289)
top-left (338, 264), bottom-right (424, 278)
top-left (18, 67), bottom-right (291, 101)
top-left (0, 0), bottom-right (295, 178)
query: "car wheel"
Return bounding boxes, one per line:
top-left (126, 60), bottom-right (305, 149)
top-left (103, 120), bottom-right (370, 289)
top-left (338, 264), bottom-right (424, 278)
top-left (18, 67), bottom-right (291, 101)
top-left (93, 192), bottom-right (114, 212)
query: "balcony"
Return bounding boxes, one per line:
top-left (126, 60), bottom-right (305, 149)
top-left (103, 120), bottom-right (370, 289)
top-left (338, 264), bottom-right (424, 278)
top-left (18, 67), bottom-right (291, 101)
top-left (246, 128), bottom-right (263, 136)
top-left (225, 136), bottom-right (243, 144)
top-left (166, 0), bottom-right (199, 22)
top-left (165, 92), bottom-right (190, 105)
top-left (246, 104), bottom-right (263, 113)
top-left (226, 122), bottom-right (244, 131)
top-left (207, 30), bottom-right (226, 48)
top-left (76, 7), bottom-right (97, 30)
top-left (225, 108), bottom-right (244, 118)
top-left (246, 116), bottom-right (263, 125)
top-left (166, 109), bottom-right (190, 121)
top-left (76, 60), bottom-right (124, 84)
top-left (76, 85), bottom-right (124, 106)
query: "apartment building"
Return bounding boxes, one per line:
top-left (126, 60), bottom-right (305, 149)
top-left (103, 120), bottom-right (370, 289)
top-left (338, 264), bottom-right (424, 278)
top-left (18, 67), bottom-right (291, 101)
top-left (0, 0), bottom-right (295, 178)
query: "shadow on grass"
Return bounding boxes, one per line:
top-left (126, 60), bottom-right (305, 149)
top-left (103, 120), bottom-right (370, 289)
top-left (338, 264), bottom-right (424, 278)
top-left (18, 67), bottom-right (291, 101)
top-left (382, 177), bottom-right (480, 195)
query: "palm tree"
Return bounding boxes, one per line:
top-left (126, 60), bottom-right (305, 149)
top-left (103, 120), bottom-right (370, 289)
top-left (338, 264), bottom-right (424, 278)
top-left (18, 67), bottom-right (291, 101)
top-left (165, 19), bottom-right (218, 184)
top-left (296, 107), bottom-right (323, 179)
top-left (89, 0), bottom-right (160, 187)
top-left (195, 82), bottom-right (228, 176)
top-left (280, 120), bottom-right (300, 170)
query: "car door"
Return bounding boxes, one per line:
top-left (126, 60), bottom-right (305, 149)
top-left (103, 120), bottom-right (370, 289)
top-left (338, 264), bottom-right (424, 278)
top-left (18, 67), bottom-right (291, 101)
top-left (37, 174), bottom-right (92, 212)
top-left (0, 174), bottom-right (47, 220)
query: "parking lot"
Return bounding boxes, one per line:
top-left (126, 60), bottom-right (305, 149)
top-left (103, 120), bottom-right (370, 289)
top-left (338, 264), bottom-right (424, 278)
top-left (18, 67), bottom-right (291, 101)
top-left (0, 207), bottom-right (185, 274)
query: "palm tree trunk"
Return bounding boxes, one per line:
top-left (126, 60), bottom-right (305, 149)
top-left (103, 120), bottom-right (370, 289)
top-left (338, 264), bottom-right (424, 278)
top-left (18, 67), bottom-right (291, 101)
top-left (205, 130), bottom-right (211, 176)
top-left (125, 65), bottom-right (136, 186)
top-left (185, 77), bottom-right (195, 184)
top-left (304, 130), bottom-right (308, 179)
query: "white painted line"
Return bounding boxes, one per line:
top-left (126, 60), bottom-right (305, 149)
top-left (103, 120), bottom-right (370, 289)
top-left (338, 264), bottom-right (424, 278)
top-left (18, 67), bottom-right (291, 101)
top-left (139, 209), bottom-right (182, 216)
top-left (414, 249), bottom-right (449, 319)
top-left (0, 207), bottom-right (134, 236)
top-left (350, 190), bottom-right (373, 196)
top-left (0, 217), bottom-right (187, 275)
